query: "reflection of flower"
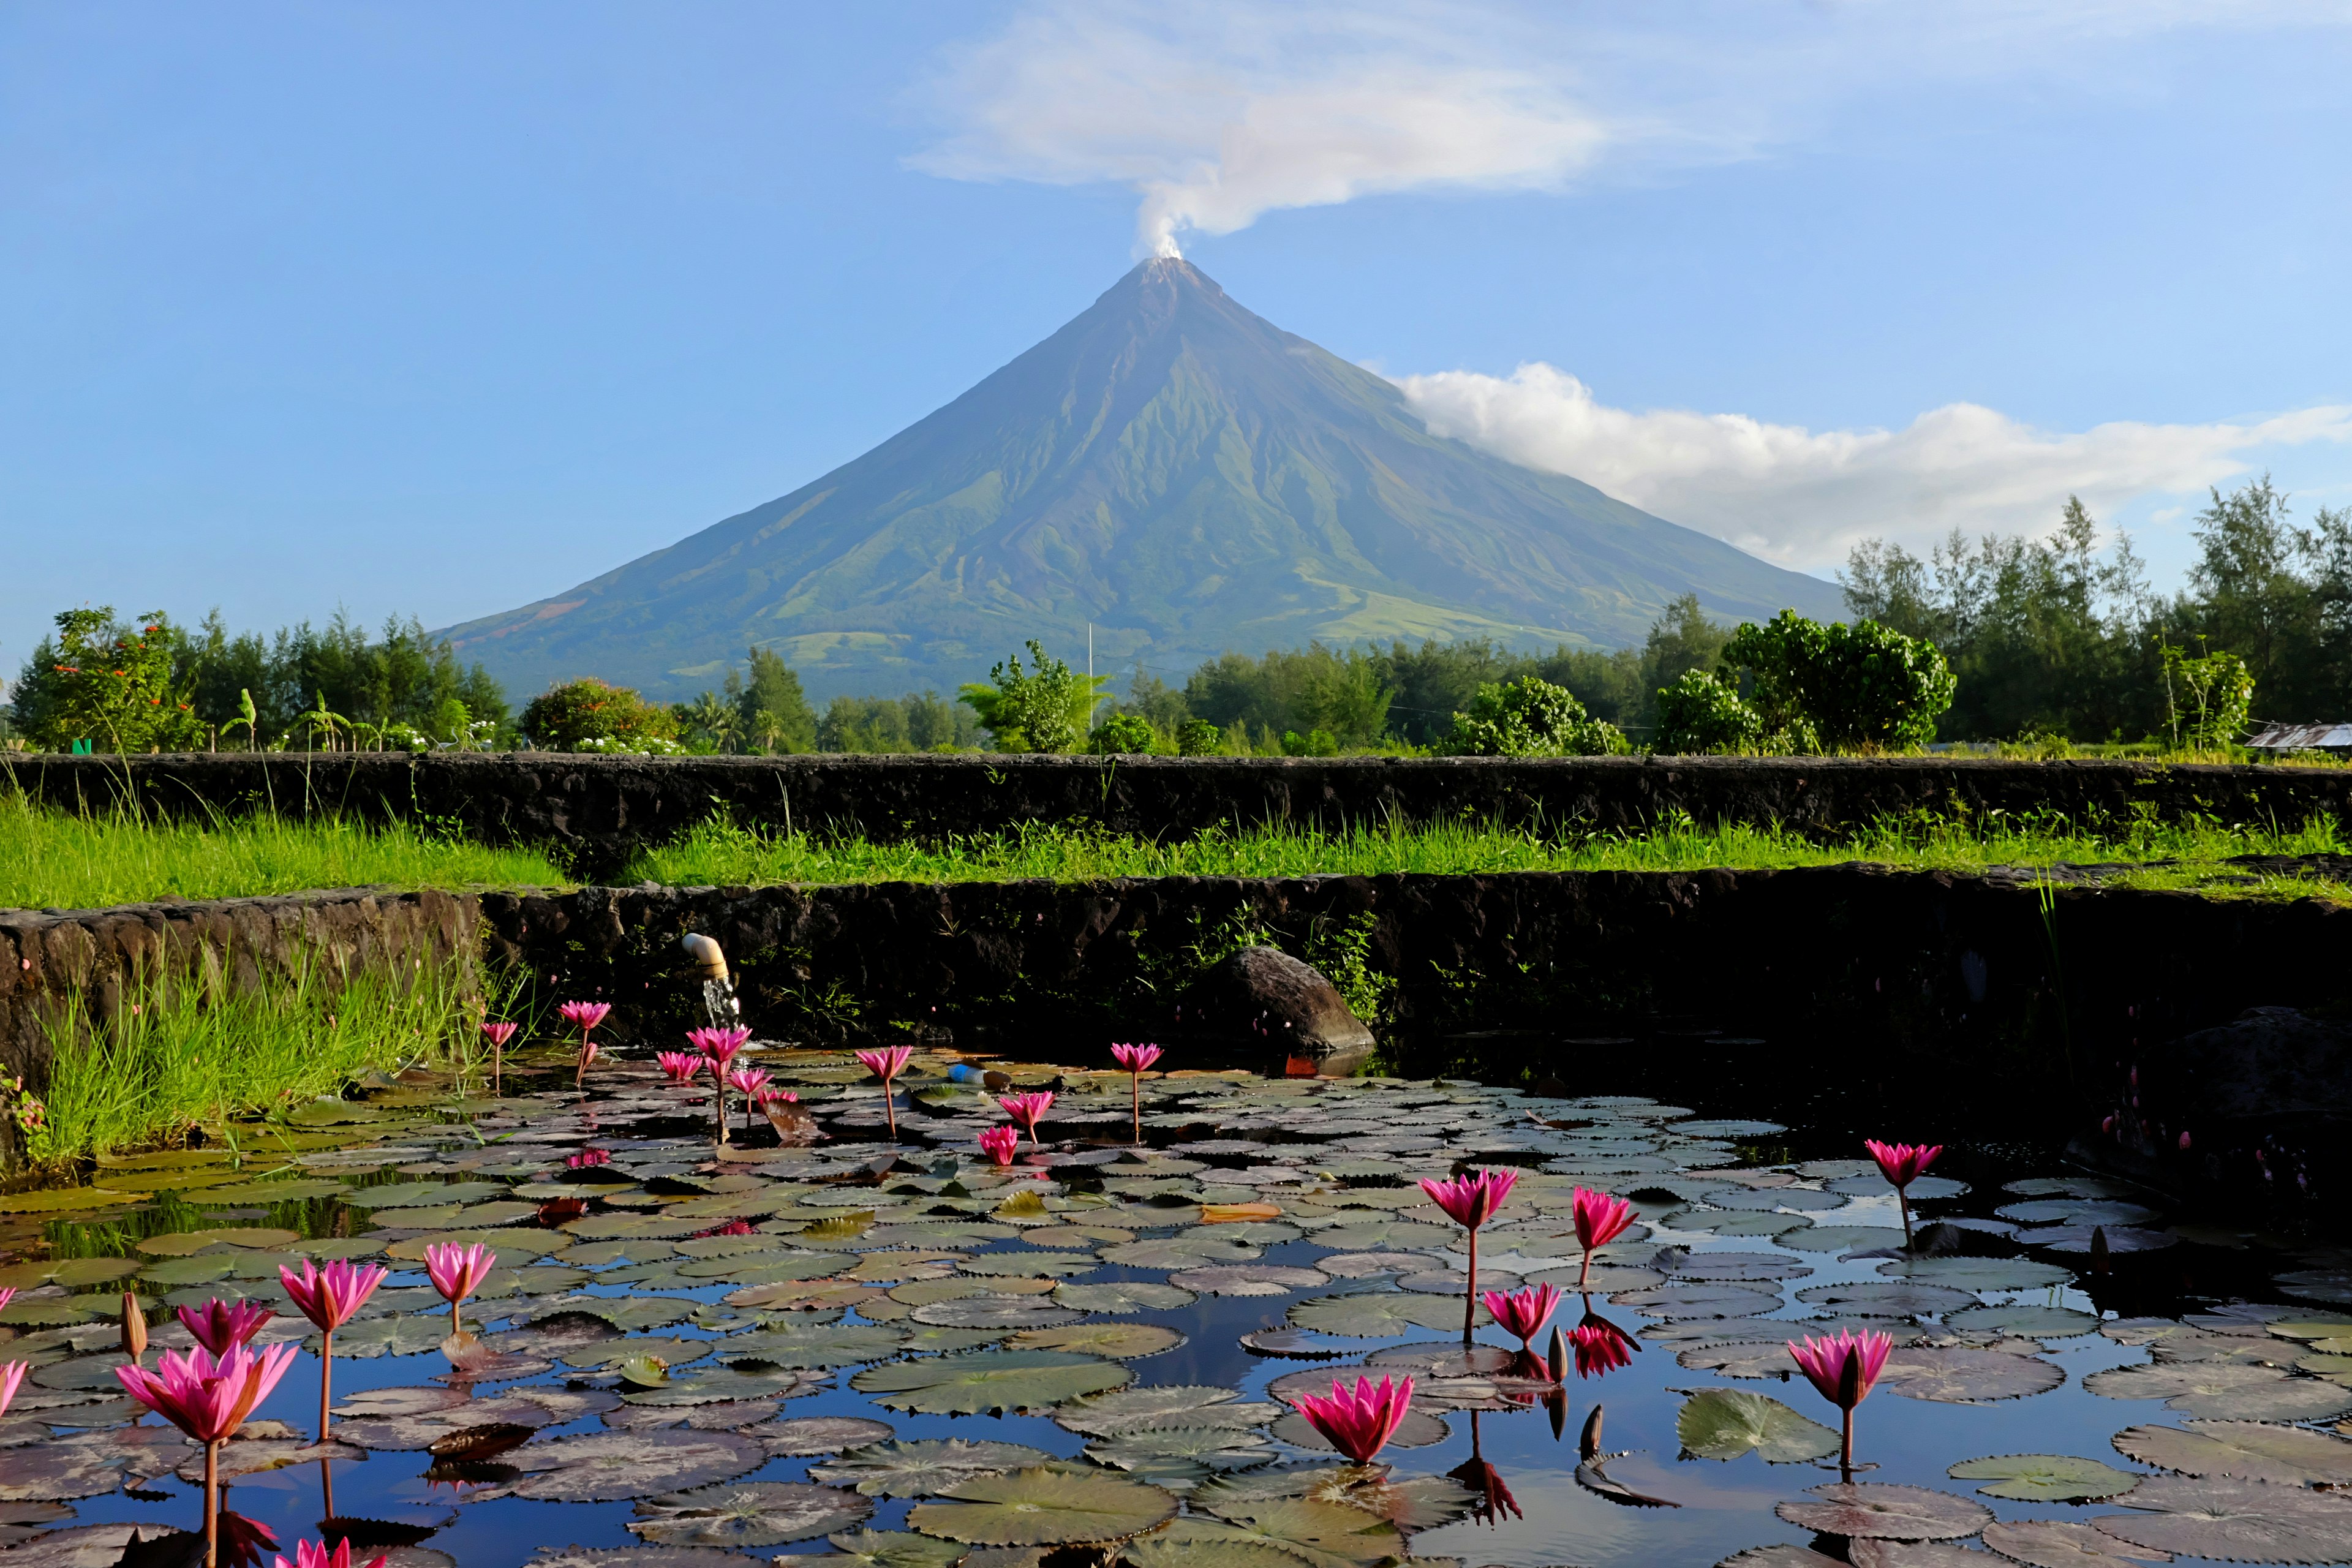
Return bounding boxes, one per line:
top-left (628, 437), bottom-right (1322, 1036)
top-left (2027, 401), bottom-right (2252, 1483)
top-left (1289, 1374), bottom-right (1415, 1463)
top-left (1447, 1455), bottom-right (1523, 1526)
top-left (215, 1510), bottom-right (282, 1568)
top-left (536, 1197), bottom-right (586, 1227)
top-left (1569, 1313), bottom-right (1640, 1378)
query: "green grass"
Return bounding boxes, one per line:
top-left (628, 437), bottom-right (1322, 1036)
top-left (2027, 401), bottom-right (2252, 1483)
top-left (28, 954), bottom-right (492, 1166)
top-left (0, 792), bottom-right (570, 910)
top-left (627, 811), bottom-right (2352, 903)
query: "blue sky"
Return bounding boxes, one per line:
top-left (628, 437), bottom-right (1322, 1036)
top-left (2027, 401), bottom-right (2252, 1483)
top-left (5, 1), bottom-right (2350, 684)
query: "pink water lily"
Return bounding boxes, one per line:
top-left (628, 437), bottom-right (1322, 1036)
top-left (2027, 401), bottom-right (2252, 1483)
top-left (1481, 1283), bottom-right (1563, 1349)
top-left (979, 1123), bottom-right (1021, 1167)
top-left (480, 1020), bottom-right (517, 1095)
top-left (657, 1050), bottom-right (702, 1084)
top-left (1864, 1139), bottom-right (1944, 1245)
top-left (179, 1297), bottom-right (274, 1355)
top-left (1110, 1042), bottom-right (1163, 1142)
top-left (273, 1540), bottom-right (388, 1568)
top-left (277, 1257), bottom-right (386, 1443)
top-left (0, 1360), bottom-right (24, 1420)
top-left (422, 1242), bottom-right (497, 1335)
top-left (1571, 1186), bottom-right (1638, 1288)
top-left (728, 1066), bottom-right (774, 1131)
top-left (1788, 1327), bottom-right (1893, 1471)
top-left (998, 1090), bottom-right (1057, 1148)
top-left (856, 1046), bottom-right (915, 1140)
top-left (117, 1342), bottom-right (298, 1567)
top-left (1420, 1168), bottom-right (1518, 1341)
top-left (690, 1027), bottom-right (751, 1142)
top-left (559, 1001), bottom-right (609, 1090)
top-left (1288, 1373), bottom-right (1415, 1464)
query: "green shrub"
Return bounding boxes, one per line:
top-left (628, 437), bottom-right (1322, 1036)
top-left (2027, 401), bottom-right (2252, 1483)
top-left (1441, 677), bottom-right (1626, 756)
top-left (25, 608), bottom-right (204, 753)
top-left (1088, 712), bottom-right (1158, 755)
top-left (1653, 669), bottom-right (1764, 753)
top-left (1722, 612), bottom-right (1955, 750)
top-left (519, 677), bottom-right (680, 752)
top-left (958, 642), bottom-right (1109, 753)
top-left (1176, 718), bottom-right (1222, 756)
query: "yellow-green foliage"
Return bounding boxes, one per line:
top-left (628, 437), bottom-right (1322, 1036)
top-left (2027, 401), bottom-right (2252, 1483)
top-left (0, 793), bottom-right (568, 911)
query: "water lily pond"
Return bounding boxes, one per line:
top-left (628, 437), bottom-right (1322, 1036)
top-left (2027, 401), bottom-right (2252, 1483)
top-left (6, 1046), bottom-right (2352, 1568)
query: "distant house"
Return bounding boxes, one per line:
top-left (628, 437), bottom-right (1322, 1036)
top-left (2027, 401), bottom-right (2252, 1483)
top-left (2245, 722), bottom-right (2352, 756)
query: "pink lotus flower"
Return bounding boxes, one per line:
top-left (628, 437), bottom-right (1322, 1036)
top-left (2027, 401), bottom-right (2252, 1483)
top-left (688, 1025), bottom-right (750, 1068)
top-left (979, 1123), bottom-right (1021, 1167)
top-left (1420, 1168), bottom-right (1518, 1341)
top-left (277, 1258), bottom-right (386, 1444)
top-left (657, 1050), bottom-right (702, 1084)
top-left (1110, 1043), bottom-right (1163, 1143)
top-left (1482, 1283), bottom-right (1563, 1349)
top-left (857, 1046), bottom-right (915, 1140)
top-left (0, 1360), bottom-right (24, 1419)
top-left (1864, 1139), bottom-right (1944, 1246)
top-left (566, 1147), bottom-right (611, 1168)
top-left (729, 1066), bottom-right (775, 1131)
top-left (273, 1541), bottom-right (388, 1568)
top-left (118, 1342), bottom-right (299, 1564)
top-left (1571, 1186), bottom-right (1637, 1288)
top-left (998, 1090), bottom-right (1057, 1147)
top-left (560, 1001), bottom-right (609, 1090)
top-left (1569, 1315), bottom-right (1639, 1379)
top-left (423, 1242), bottom-right (497, 1334)
top-left (1287, 1373), bottom-right (1415, 1464)
top-left (480, 1020), bottom-right (517, 1095)
top-left (179, 1297), bottom-right (274, 1355)
top-left (1788, 1327), bottom-right (1893, 1471)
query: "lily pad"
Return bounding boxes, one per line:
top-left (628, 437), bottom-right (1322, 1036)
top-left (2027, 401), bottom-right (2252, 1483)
top-left (1947, 1453), bottom-right (2138, 1501)
top-left (1946, 1305), bottom-right (2100, 1340)
top-left (912, 1298), bottom-right (1084, 1331)
top-left (496, 1429), bottom-right (767, 1502)
top-left (1182, 1487), bottom-right (1408, 1564)
top-left (1877, 1257), bottom-right (2073, 1290)
top-left (0, 1439), bottom-right (135, 1502)
top-left (1676, 1390), bottom-right (1840, 1464)
top-left (1879, 1347), bottom-right (2065, 1404)
top-left (1055, 1386), bottom-right (1275, 1438)
top-left (811, 1440), bottom-right (1054, 1497)
top-left (1009, 1324), bottom-right (1184, 1359)
top-left (752, 1417), bottom-right (899, 1458)
top-left (2113, 1420), bottom-right (2352, 1485)
top-left (1286, 1292), bottom-right (1480, 1337)
top-left (1668, 1253), bottom-right (1814, 1283)
top-left (1775, 1226), bottom-right (1908, 1254)
top-left (1610, 1284), bottom-right (1784, 1319)
top-left (1169, 1265), bottom-right (1330, 1297)
top-left (1774, 1483), bottom-right (1993, 1541)
top-left (1795, 1281), bottom-right (1978, 1317)
top-left (2084, 1362), bottom-right (2352, 1420)
top-left (960, 1253), bottom-right (1097, 1279)
top-left (1977, 1519), bottom-right (2173, 1566)
top-left (851, 1351), bottom-right (1130, 1415)
top-left (908, 1468), bottom-right (1177, 1545)
top-left (717, 1326), bottom-right (911, 1368)
top-left (2094, 1474), bottom-right (2352, 1562)
top-left (775, 1531), bottom-right (969, 1568)
top-left (1087, 1428), bottom-right (1280, 1476)
top-left (1053, 1281), bottom-right (1196, 1315)
top-left (630, 1482), bottom-right (873, 1548)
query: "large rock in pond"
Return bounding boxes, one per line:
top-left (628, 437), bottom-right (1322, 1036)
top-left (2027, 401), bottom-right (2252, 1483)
top-left (1183, 945), bottom-right (1376, 1077)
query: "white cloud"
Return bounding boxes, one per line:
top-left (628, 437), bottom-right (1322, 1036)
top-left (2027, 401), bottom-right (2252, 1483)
top-left (911, 1), bottom-right (2352, 257)
top-left (1395, 362), bottom-right (2352, 566)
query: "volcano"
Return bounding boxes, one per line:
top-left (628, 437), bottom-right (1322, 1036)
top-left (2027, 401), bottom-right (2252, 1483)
top-left (442, 258), bottom-right (1841, 700)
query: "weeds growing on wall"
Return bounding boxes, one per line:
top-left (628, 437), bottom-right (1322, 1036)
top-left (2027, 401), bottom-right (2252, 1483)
top-left (29, 950), bottom-right (492, 1166)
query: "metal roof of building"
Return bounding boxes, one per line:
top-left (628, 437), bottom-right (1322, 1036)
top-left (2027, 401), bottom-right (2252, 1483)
top-left (2246, 722), bottom-right (2352, 750)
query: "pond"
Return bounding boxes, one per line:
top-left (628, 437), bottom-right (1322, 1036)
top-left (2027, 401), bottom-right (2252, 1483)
top-left (5, 1041), bottom-right (2352, 1568)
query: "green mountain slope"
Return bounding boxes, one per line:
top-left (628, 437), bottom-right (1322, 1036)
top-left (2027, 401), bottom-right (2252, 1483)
top-left (442, 258), bottom-right (1842, 700)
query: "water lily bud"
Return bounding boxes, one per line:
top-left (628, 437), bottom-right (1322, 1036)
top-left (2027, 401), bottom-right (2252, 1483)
top-left (2178, 1130), bottom-right (2192, 1152)
top-left (119, 1292), bottom-right (148, 1362)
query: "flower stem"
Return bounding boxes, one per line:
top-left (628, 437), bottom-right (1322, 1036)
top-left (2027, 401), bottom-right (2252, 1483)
top-left (1898, 1189), bottom-right (1913, 1247)
top-left (204, 1441), bottom-right (219, 1568)
top-left (1131, 1077), bottom-right (1141, 1144)
top-left (318, 1332), bottom-right (333, 1444)
top-left (1463, 1227), bottom-right (1479, 1343)
top-left (884, 1079), bottom-right (898, 1141)
top-left (1841, 1407), bottom-right (1855, 1474)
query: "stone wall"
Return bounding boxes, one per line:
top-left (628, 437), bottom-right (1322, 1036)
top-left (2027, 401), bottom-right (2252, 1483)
top-left (10, 752), bottom-right (2352, 881)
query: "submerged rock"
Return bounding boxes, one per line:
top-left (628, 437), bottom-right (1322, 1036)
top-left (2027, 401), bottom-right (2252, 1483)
top-left (1185, 945), bottom-right (1375, 1077)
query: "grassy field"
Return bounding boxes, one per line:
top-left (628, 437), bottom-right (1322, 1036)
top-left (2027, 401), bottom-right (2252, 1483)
top-left (629, 812), bottom-right (2352, 903)
top-left (0, 791), bottom-right (570, 910)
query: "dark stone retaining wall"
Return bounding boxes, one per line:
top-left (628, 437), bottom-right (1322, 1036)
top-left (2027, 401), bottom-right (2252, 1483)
top-left (10, 752), bottom-right (2352, 880)
top-left (8, 867), bottom-right (2351, 1209)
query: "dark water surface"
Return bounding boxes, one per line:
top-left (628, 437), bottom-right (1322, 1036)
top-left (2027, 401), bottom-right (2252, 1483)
top-left (7, 1039), bottom-right (2352, 1568)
